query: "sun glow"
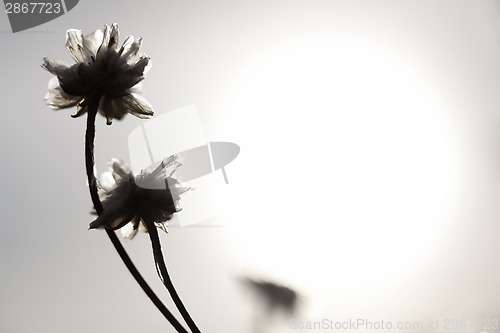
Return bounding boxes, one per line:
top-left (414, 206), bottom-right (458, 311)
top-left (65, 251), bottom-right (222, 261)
top-left (222, 35), bottom-right (460, 299)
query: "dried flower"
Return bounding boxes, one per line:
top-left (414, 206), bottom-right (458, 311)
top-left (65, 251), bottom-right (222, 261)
top-left (41, 23), bottom-right (153, 124)
top-left (90, 156), bottom-right (189, 239)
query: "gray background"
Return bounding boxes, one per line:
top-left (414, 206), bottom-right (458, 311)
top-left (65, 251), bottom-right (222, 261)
top-left (2, 0), bottom-right (500, 332)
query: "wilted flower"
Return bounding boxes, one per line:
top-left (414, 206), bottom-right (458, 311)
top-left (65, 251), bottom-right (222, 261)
top-left (90, 156), bottom-right (190, 239)
top-left (41, 23), bottom-right (153, 125)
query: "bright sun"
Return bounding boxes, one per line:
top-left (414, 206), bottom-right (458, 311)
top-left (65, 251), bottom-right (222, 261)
top-left (221, 35), bottom-right (459, 300)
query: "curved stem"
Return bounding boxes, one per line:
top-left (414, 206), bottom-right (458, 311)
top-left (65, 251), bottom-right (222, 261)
top-left (104, 230), bottom-right (188, 333)
top-left (144, 216), bottom-right (202, 333)
top-left (84, 98), bottom-right (188, 333)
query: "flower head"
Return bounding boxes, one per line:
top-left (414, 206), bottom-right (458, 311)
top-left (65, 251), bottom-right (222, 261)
top-left (42, 23), bottom-right (153, 125)
top-left (90, 156), bottom-right (190, 239)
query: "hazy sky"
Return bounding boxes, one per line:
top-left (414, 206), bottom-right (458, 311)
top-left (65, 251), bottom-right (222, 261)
top-left (2, 1), bottom-right (500, 332)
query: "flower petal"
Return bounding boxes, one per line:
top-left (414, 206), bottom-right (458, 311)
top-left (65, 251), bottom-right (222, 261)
top-left (108, 23), bottom-right (120, 50)
top-left (99, 171), bottom-right (116, 191)
top-left (111, 211), bottom-right (136, 230)
top-left (143, 56), bottom-right (152, 74)
top-left (41, 57), bottom-right (70, 76)
top-left (156, 221), bottom-right (169, 233)
top-left (89, 182), bottom-right (136, 230)
top-left (98, 96), bottom-right (126, 124)
top-left (121, 218), bottom-right (140, 239)
top-left (71, 102), bottom-right (87, 118)
top-left (107, 158), bottom-right (133, 183)
top-left (128, 82), bottom-right (143, 94)
top-left (119, 93), bottom-right (154, 119)
top-left (121, 223), bottom-right (138, 239)
top-left (121, 217), bottom-right (150, 239)
top-left (44, 77), bottom-right (82, 109)
top-left (119, 36), bottom-right (142, 64)
top-left (95, 24), bottom-right (111, 61)
top-left (83, 29), bottom-right (104, 60)
top-left (138, 221), bottom-right (148, 232)
top-left (90, 210), bottom-right (134, 230)
top-left (105, 115), bottom-right (113, 125)
top-left (127, 55), bottom-right (150, 77)
top-left (65, 29), bottom-right (90, 63)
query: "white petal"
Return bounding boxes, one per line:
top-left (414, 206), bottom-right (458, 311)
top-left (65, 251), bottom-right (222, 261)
top-left (99, 171), bottom-right (116, 191)
top-left (71, 103), bottom-right (87, 118)
top-left (44, 77), bottom-right (81, 109)
top-left (121, 223), bottom-right (138, 239)
top-left (138, 222), bottom-right (147, 232)
top-left (128, 82), bottom-right (143, 94)
top-left (83, 29), bottom-right (104, 60)
top-left (95, 24), bottom-right (111, 60)
top-left (108, 23), bottom-right (120, 50)
top-left (107, 158), bottom-right (133, 183)
top-left (65, 29), bottom-right (89, 63)
top-left (47, 76), bottom-right (60, 89)
top-left (119, 36), bottom-right (142, 64)
top-left (141, 55), bottom-right (152, 74)
top-left (118, 36), bottom-right (133, 55)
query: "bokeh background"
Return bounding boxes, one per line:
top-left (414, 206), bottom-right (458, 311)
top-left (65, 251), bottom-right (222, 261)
top-left (2, 0), bottom-right (500, 332)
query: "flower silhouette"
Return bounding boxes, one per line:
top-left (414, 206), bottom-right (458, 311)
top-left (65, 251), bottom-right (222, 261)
top-left (41, 23), bottom-right (201, 332)
top-left (242, 278), bottom-right (299, 315)
top-left (90, 156), bottom-right (190, 239)
top-left (41, 23), bottom-right (153, 124)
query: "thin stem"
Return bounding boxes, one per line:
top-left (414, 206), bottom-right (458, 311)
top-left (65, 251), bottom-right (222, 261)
top-left (104, 230), bottom-right (188, 333)
top-left (144, 215), bottom-right (202, 333)
top-left (85, 99), bottom-right (103, 213)
top-left (84, 97), bottom-right (188, 333)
